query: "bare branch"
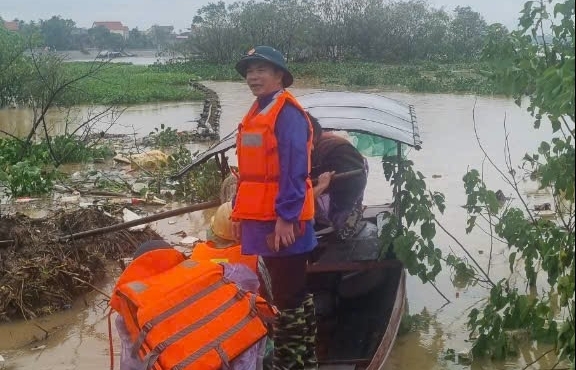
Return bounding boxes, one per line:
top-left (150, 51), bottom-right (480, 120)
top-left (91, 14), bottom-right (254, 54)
top-left (560, 116), bottom-right (575, 140)
top-left (472, 101), bottom-right (537, 224)
top-left (474, 221), bottom-right (509, 245)
top-left (480, 154), bottom-right (496, 276)
top-left (70, 105), bottom-right (126, 138)
top-left (0, 129), bottom-right (24, 142)
top-left (41, 116), bottom-right (61, 166)
top-left (429, 281), bottom-right (451, 305)
top-left (434, 217), bottom-right (495, 287)
top-left (22, 53), bottom-right (113, 151)
top-left (520, 348), bottom-right (555, 370)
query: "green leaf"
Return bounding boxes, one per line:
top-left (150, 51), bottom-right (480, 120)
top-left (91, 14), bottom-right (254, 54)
top-left (421, 222), bottom-right (436, 240)
top-left (466, 216), bottom-right (477, 234)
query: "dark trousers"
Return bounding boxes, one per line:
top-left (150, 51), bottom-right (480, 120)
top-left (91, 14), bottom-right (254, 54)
top-left (263, 252), bottom-right (311, 310)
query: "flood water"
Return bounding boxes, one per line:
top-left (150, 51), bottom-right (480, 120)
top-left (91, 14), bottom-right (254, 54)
top-left (0, 79), bottom-right (566, 370)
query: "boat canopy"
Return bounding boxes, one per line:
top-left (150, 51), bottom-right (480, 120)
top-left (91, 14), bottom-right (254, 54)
top-left (174, 91), bottom-right (421, 177)
top-left (299, 91), bottom-right (421, 148)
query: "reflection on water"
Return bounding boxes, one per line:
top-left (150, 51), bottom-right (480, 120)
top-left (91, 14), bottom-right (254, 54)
top-left (0, 81), bottom-right (565, 370)
top-left (0, 102), bottom-right (203, 140)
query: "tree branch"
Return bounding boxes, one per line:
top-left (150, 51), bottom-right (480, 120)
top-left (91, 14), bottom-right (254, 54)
top-left (434, 217), bottom-right (495, 287)
top-left (429, 281), bottom-right (451, 305)
top-left (41, 116), bottom-right (61, 166)
top-left (481, 155), bottom-right (495, 276)
top-left (472, 101), bottom-right (537, 224)
top-left (0, 129), bottom-right (24, 141)
top-left (22, 52), bottom-right (112, 152)
top-left (560, 116), bottom-right (575, 140)
top-left (520, 348), bottom-right (555, 370)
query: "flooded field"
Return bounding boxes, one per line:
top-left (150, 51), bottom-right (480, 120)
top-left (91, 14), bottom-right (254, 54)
top-left (0, 80), bottom-right (562, 370)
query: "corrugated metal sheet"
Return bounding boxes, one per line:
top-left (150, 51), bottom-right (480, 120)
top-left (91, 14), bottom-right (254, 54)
top-left (298, 92), bottom-right (421, 149)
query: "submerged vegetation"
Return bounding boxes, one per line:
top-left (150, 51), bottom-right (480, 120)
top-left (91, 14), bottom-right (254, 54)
top-left (152, 60), bottom-right (500, 94)
top-left (381, 0), bottom-right (575, 367)
top-left (0, 136), bottom-right (115, 197)
top-left (0, 26), bottom-right (207, 200)
top-left (59, 63), bottom-right (203, 105)
top-left (0, 28), bottom-right (202, 109)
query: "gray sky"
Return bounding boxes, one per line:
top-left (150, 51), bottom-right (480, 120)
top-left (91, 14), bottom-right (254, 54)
top-left (2, 0), bottom-right (527, 32)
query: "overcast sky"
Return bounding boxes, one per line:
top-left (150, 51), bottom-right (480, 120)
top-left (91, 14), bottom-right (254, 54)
top-left (2, 0), bottom-right (528, 32)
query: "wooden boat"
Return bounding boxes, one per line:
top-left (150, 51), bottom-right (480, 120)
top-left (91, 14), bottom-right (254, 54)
top-left (174, 91), bottom-right (423, 370)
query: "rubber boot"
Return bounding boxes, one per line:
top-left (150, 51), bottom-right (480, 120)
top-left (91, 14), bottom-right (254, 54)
top-left (302, 294), bottom-right (318, 369)
top-left (271, 305), bottom-right (307, 370)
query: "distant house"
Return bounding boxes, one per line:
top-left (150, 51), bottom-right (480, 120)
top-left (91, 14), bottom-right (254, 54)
top-left (92, 21), bottom-right (129, 39)
top-left (146, 25), bottom-right (174, 36)
top-left (3, 20), bottom-right (19, 31)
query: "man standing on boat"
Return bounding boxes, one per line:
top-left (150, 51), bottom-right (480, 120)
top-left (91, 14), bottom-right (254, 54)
top-left (308, 113), bottom-right (369, 240)
top-left (231, 45), bottom-right (318, 370)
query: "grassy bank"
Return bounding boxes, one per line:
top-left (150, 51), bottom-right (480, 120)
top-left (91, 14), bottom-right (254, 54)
top-left (152, 61), bottom-right (502, 95)
top-left (59, 62), bottom-right (204, 105)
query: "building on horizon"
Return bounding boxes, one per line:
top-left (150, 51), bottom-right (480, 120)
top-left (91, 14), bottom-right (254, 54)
top-left (2, 20), bottom-right (19, 31)
top-left (92, 21), bottom-right (129, 39)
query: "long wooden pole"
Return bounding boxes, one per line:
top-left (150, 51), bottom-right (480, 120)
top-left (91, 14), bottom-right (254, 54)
top-left (0, 169), bottom-right (366, 247)
top-left (311, 168), bottom-right (365, 185)
top-left (57, 199), bottom-right (221, 242)
top-left (59, 169), bottom-right (363, 241)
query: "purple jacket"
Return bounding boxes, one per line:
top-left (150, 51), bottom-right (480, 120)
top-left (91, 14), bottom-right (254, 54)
top-left (234, 90), bottom-right (317, 257)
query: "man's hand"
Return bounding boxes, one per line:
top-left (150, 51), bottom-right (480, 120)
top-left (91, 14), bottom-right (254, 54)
top-left (232, 221), bottom-right (242, 242)
top-left (273, 217), bottom-right (295, 252)
top-left (314, 171), bottom-right (335, 198)
top-left (317, 171), bottom-right (335, 191)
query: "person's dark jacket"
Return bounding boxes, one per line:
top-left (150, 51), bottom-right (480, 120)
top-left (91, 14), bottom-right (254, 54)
top-left (311, 132), bottom-right (367, 217)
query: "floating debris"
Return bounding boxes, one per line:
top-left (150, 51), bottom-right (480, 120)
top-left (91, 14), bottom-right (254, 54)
top-left (0, 207), bottom-right (160, 322)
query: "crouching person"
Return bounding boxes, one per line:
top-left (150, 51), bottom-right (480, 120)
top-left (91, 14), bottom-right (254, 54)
top-left (191, 201), bottom-right (258, 274)
top-left (192, 201), bottom-right (274, 303)
top-left (110, 236), bottom-right (277, 370)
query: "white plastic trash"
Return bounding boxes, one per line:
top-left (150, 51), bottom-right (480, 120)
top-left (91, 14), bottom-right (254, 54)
top-left (122, 209), bottom-right (146, 231)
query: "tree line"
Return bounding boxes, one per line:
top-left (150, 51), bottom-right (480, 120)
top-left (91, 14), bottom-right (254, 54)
top-left (0, 15), bottom-right (171, 51)
top-left (4, 0), bottom-right (500, 63)
top-left (182, 0), bottom-right (499, 63)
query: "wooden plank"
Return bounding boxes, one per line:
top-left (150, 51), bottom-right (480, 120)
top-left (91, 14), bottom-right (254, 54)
top-left (362, 204), bottom-right (393, 220)
top-left (319, 358), bottom-right (371, 366)
top-left (315, 238), bottom-right (382, 264)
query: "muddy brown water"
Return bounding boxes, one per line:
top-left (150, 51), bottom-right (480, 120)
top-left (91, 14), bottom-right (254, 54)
top-left (0, 81), bottom-right (567, 369)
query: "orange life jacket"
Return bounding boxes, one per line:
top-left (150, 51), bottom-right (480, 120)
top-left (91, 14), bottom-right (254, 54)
top-left (231, 89), bottom-right (315, 221)
top-left (191, 241), bottom-right (258, 274)
top-left (109, 249), bottom-right (276, 370)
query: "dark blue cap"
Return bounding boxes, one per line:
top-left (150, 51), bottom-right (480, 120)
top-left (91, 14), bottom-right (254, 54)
top-left (235, 45), bottom-right (294, 87)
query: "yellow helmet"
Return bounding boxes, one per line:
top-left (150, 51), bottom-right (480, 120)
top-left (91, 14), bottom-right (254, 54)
top-left (209, 201), bottom-right (235, 244)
